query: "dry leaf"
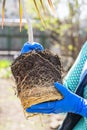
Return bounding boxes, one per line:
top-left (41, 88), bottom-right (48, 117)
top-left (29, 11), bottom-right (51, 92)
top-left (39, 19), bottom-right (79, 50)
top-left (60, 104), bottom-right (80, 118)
top-left (19, 0), bottom-right (23, 32)
top-left (33, 0), bottom-right (45, 26)
top-left (48, 0), bottom-right (55, 13)
top-left (2, 0), bottom-right (6, 29)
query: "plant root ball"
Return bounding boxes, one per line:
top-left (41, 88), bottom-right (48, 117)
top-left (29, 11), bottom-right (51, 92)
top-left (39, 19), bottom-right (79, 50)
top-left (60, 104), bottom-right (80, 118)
top-left (11, 49), bottom-right (63, 114)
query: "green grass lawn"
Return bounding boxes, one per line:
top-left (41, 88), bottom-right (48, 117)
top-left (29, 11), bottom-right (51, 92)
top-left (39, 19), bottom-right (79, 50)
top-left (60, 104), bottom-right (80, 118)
top-left (0, 59), bottom-right (11, 69)
top-left (0, 59), bottom-right (12, 78)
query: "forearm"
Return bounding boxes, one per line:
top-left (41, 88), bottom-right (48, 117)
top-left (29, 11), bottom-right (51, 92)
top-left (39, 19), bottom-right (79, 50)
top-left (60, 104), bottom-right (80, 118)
top-left (63, 41), bottom-right (87, 92)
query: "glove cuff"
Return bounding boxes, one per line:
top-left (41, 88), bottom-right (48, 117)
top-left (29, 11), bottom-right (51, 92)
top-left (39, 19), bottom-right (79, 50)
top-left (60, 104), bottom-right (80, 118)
top-left (76, 97), bottom-right (87, 118)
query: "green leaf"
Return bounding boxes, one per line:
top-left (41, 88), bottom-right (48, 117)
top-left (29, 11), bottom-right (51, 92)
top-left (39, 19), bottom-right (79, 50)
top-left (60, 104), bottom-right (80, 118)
top-left (75, 0), bottom-right (79, 8)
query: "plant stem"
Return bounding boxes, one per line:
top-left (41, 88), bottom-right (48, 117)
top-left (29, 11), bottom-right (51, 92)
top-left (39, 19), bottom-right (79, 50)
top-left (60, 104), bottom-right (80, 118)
top-left (22, 0), bottom-right (34, 43)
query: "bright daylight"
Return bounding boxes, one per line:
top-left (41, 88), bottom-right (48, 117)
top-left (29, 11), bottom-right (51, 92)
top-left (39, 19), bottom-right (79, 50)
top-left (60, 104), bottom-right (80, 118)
top-left (0, 0), bottom-right (87, 130)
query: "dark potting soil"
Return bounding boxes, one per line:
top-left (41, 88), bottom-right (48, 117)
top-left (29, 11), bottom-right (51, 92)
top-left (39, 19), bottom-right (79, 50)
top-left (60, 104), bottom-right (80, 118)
top-left (11, 49), bottom-right (62, 95)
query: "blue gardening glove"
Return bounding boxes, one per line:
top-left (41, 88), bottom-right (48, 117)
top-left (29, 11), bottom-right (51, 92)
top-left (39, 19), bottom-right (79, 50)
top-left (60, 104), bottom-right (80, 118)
top-left (21, 42), bottom-right (44, 54)
top-left (26, 82), bottom-right (87, 117)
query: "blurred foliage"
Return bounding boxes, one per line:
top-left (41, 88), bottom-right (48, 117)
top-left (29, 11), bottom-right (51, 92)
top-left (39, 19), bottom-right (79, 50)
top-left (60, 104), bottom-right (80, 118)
top-left (1, 0), bottom-right (87, 59)
top-left (0, 59), bottom-right (11, 69)
top-left (0, 60), bottom-right (12, 78)
top-left (25, 0), bottom-right (87, 59)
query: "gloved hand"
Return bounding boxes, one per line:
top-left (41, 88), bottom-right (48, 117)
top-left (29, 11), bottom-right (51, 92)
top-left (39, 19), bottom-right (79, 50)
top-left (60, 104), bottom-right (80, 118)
top-left (21, 42), bottom-right (44, 54)
top-left (26, 82), bottom-right (87, 117)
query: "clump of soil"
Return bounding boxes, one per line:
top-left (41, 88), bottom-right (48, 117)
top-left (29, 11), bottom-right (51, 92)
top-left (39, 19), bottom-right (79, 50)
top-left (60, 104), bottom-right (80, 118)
top-left (11, 49), bottom-right (63, 115)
